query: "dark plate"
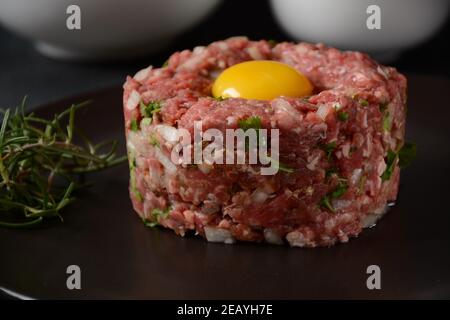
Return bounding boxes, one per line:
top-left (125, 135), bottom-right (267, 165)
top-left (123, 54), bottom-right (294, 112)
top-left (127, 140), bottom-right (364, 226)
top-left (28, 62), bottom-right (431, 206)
top-left (1, 74), bottom-right (450, 299)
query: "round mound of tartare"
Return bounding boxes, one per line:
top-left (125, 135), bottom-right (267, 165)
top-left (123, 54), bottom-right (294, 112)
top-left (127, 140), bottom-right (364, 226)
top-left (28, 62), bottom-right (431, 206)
top-left (123, 37), bottom-right (407, 247)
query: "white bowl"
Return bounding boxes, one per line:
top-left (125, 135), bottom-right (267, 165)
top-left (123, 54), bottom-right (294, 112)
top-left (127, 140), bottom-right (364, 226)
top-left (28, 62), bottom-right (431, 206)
top-left (270, 0), bottom-right (449, 61)
top-left (0, 0), bottom-right (221, 60)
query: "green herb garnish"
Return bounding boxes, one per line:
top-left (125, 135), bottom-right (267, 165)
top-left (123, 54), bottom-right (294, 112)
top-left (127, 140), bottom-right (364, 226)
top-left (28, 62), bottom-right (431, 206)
top-left (380, 102), bottom-right (391, 131)
top-left (149, 134), bottom-right (160, 148)
top-left (238, 116), bottom-right (263, 151)
top-left (238, 116), bottom-right (262, 131)
top-left (270, 158), bottom-right (295, 173)
top-left (214, 96), bottom-right (227, 102)
top-left (337, 111), bottom-right (349, 121)
top-left (381, 149), bottom-right (397, 181)
top-left (268, 39), bottom-right (278, 47)
top-left (325, 167), bottom-right (338, 178)
top-left (330, 182), bottom-right (348, 198)
top-left (379, 102), bottom-right (388, 113)
top-left (382, 111), bottom-right (392, 131)
top-left (321, 141), bottom-right (337, 159)
top-left (359, 99), bottom-right (369, 107)
top-left (0, 99), bottom-right (126, 228)
top-left (143, 207), bottom-right (171, 227)
top-left (319, 181), bottom-right (348, 212)
top-left (140, 101), bottom-right (162, 118)
top-left (162, 59), bottom-right (169, 67)
top-left (379, 142), bottom-right (416, 181)
top-left (129, 167), bottom-right (143, 202)
top-left (130, 119), bottom-right (139, 132)
top-left (238, 116), bottom-right (295, 173)
top-left (319, 196), bottom-right (334, 212)
top-left (140, 118), bottom-right (152, 127)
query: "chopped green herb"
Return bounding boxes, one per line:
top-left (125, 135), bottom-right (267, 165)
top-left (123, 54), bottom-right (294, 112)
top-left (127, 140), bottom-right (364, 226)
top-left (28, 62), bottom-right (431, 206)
top-left (213, 96), bottom-right (227, 101)
top-left (130, 119), bottom-right (139, 132)
top-left (382, 111), bottom-right (392, 131)
top-left (140, 101), bottom-right (162, 118)
top-left (149, 134), bottom-right (160, 148)
top-left (143, 207), bottom-right (171, 227)
top-left (238, 116), bottom-right (263, 151)
top-left (381, 149), bottom-right (397, 181)
top-left (268, 39), bottom-right (278, 47)
top-left (319, 181), bottom-right (348, 212)
top-left (321, 141), bottom-right (337, 159)
top-left (398, 142), bottom-right (416, 168)
top-left (357, 174), bottom-right (367, 195)
top-left (128, 154), bottom-right (136, 169)
top-left (330, 181), bottom-right (348, 198)
top-left (129, 167), bottom-right (143, 202)
top-left (320, 196), bottom-right (334, 212)
top-left (379, 102), bottom-right (389, 113)
top-left (238, 116), bottom-right (262, 131)
top-left (359, 99), bottom-right (369, 107)
top-left (162, 59), bottom-right (169, 67)
top-left (140, 118), bottom-right (152, 127)
top-left (325, 167), bottom-right (338, 178)
top-left (261, 156), bottom-right (295, 173)
top-left (238, 116), bottom-right (294, 174)
top-left (277, 161), bottom-right (295, 173)
top-left (337, 111), bottom-right (349, 121)
top-left (134, 190), bottom-right (143, 202)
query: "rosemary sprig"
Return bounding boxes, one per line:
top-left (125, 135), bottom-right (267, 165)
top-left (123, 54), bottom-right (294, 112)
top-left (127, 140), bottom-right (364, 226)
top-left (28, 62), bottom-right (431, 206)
top-left (0, 98), bottom-right (127, 228)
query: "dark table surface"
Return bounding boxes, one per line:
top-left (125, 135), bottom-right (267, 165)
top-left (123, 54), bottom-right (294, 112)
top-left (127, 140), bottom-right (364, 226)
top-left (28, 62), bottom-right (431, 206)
top-left (1, 0), bottom-right (450, 111)
top-left (0, 0), bottom-right (449, 300)
top-left (1, 75), bottom-right (450, 300)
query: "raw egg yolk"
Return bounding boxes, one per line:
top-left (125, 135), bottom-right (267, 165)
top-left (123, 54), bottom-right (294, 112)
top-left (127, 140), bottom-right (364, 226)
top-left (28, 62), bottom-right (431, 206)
top-left (212, 60), bottom-right (313, 100)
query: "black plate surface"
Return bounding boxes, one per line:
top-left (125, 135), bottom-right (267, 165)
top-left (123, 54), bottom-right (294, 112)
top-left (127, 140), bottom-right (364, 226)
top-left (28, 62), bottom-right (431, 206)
top-left (1, 74), bottom-right (450, 299)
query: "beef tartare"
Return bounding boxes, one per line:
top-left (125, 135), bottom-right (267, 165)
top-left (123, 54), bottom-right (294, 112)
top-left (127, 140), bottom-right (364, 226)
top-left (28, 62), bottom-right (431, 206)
top-left (123, 37), bottom-right (407, 247)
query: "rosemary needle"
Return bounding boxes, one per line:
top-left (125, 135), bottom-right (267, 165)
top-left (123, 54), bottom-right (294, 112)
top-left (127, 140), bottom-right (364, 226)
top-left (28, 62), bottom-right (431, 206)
top-left (0, 98), bottom-right (127, 228)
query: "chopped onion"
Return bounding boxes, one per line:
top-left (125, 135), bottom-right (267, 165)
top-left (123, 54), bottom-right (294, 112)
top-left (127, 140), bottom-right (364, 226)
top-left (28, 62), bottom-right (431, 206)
top-left (155, 125), bottom-right (179, 143)
top-left (134, 66), bottom-right (152, 82)
top-left (377, 157), bottom-right (387, 176)
top-left (198, 163), bottom-right (212, 174)
top-left (306, 154), bottom-right (320, 171)
top-left (286, 231), bottom-right (308, 247)
top-left (210, 70), bottom-right (221, 79)
top-left (316, 104), bottom-right (331, 121)
top-left (193, 46), bottom-right (206, 54)
top-left (251, 188), bottom-right (270, 204)
top-left (216, 42), bottom-right (229, 51)
top-left (246, 46), bottom-right (264, 60)
top-left (126, 90), bottom-right (141, 111)
top-left (332, 199), bottom-right (352, 210)
top-left (341, 143), bottom-right (351, 158)
top-left (154, 148), bottom-right (177, 174)
top-left (204, 227), bottom-right (235, 244)
top-left (350, 168), bottom-right (362, 185)
top-left (377, 65), bottom-right (389, 80)
top-left (362, 205), bottom-right (389, 228)
top-left (273, 99), bottom-right (302, 119)
top-left (264, 228), bottom-right (283, 245)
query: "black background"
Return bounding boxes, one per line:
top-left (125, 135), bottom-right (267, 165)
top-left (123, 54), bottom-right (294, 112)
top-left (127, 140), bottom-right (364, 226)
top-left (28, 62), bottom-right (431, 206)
top-left (0, 0), bottom-right (449, 110)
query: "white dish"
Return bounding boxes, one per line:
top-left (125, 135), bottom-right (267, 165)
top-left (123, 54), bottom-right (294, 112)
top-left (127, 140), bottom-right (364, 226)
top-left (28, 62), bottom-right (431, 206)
top-left (270, 0), bottom-right (450, 61)
top-left (0, 0), bottom-right (221, 60)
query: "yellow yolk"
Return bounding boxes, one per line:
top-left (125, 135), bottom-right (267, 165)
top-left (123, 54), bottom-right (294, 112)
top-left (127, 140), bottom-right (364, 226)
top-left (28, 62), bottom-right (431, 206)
top-left (212, 60), bottom-right (313, 100)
